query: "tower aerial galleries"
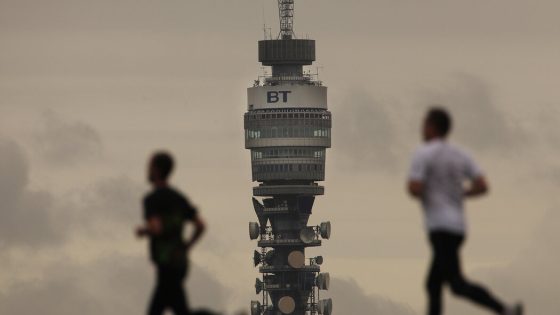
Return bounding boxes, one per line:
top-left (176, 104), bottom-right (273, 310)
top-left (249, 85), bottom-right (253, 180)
top-left (245, 2), bottom-right (333, 314)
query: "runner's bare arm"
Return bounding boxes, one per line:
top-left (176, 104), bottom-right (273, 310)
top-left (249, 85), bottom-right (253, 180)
top-left (185, 215), bottom-right (206, 250)
top-left (408, 180), bottom-right (424, 199)
top-left (136, 216), bottom-right (162, 238)
top-left (465, 176), bottom-right (489, 198)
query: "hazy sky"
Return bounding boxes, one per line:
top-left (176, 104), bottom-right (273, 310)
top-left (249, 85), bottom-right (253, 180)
top-left (1, 0), bottom-right (559, 314)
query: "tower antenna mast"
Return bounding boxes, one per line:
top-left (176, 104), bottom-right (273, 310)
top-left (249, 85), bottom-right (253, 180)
top-left (278, 0), bottom-right (295, 39)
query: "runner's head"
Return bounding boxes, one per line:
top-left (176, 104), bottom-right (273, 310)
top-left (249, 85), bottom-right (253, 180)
top-left (148, 151), bottom-right (174, 185)
top-left (424, 107), bottom-right (452, 141)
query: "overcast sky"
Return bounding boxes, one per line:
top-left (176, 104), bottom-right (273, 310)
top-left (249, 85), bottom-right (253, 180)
top-left (1, 0), bottom-right (559, 314)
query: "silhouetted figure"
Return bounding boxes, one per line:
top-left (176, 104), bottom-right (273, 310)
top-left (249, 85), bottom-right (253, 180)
top-left (407, 108), bottom-right (523, 315)
top-left (137, 151), bottom-right (206, 315)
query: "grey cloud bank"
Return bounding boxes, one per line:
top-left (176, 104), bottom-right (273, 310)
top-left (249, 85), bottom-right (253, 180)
top-left (0, 255), bottom-right (229, 315)
top-left (448, 207), bottom-right (560, 315)
top-left (34, 110), bottom-right (103, 166)
top-left (1, 0), bottom-right (559, 313)
top-left (330, 278), bottom-right (418, 315)
top-left (0, 139), bottom-right (61, 247)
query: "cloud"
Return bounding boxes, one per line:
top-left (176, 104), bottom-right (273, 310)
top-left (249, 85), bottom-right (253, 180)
top-left (332, 88), bottom-right (402, 172)
top-left (533, 105), bottom-right (560, 154)
top-left (0, 136), bottom-right (231, 314)
top-left (0, 254), bottom-right (230, 315)
top-left (329, 277), bottom-right (418, 315)
top-left (0, 135), bottom-right (141, 249)
top-left (331, 74), bottom-right (528, 174)
top-left (66, 176), bottom-right (145, 234)
top-left (441, 207), bottom-right (560, 315)
top-left (0, 136), bottom-right (129, 249)
top-left (33, 110), bottom-right (102, 166)
top-left (416, 73), bottom-right (527, 154)
top-left (0, 139), bottom-right (61, 247)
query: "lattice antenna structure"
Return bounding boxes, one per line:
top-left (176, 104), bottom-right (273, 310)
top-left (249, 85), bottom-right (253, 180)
top-left (278, 0), bottom-right (295, 39)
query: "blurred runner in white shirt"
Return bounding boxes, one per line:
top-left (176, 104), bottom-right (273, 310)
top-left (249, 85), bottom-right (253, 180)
top-left (407, 108), bottom-right (522, 315)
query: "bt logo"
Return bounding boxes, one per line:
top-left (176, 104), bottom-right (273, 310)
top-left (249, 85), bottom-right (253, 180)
top-left (267, 91), bottom-right (292, 103)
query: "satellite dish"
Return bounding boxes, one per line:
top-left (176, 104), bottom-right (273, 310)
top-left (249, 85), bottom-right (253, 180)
top-left (318, 299), bottom-right (326, 314)
top-left (325, 299), bottom-right (333, 315)
top-left (249, 222), bottom-right (260, 240)
top-left (255, 278), bottom-right (264, 294)
top-left (299, 227), bottom-right (316, 244)
top-left (319, 221), bottom-right (331, 239)
top-left (318, 298), bottom-right (333, 315)
top-left (251, 300), bottom-right (262, 315)
top-left (287, 251), bottom-right (305, 269)
top-left (314, 256), bottom-right (324, 265)
top-left (316, 272), bottom-right (330, 290)
top-left (278, 296), bottom-right (296, 314)
top-left (252, 197), bottom-right (268, 229)
top-left (253, 250), bottom-right (262, 267)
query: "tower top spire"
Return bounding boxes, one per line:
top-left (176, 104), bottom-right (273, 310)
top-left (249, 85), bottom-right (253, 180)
top-left (278, 0), bottom-right (295, 39)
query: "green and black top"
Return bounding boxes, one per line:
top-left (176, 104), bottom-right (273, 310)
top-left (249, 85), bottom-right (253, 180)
top-left (143, 187), bottom-right (197, 267)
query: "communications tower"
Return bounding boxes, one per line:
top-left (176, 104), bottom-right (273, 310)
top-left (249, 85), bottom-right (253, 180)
top-left (245, 2), bottom-right (333, 314)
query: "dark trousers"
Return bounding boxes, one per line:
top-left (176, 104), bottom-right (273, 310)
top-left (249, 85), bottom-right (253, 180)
top-left (148, 264), bottom-right (190, 315)
top-left (427, 231), bottom-right (505, 315)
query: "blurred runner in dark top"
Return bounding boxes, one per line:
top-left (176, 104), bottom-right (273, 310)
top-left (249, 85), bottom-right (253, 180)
top-left (136, 151), bottom-right (206, 315)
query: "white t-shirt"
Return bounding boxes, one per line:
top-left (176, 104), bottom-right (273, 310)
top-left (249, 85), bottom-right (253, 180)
top-left (408, 139), bottom-right (483, 234)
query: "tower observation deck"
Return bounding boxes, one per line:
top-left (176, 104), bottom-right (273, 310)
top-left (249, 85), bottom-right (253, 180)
top-left (245, 2), bottom-right (333, 315)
